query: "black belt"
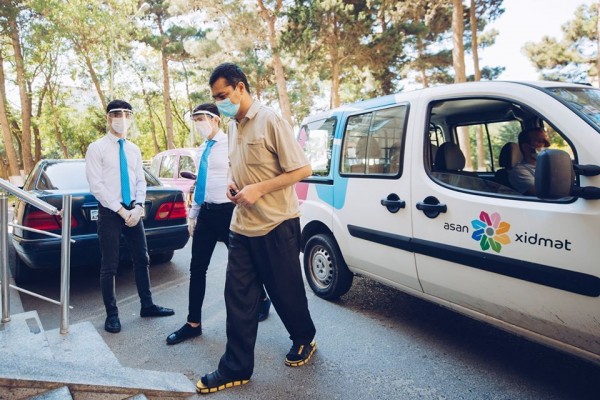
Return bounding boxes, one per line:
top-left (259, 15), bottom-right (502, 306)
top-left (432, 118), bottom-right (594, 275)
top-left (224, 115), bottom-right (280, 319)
top-left (201, 202), bottom-right (235, 210)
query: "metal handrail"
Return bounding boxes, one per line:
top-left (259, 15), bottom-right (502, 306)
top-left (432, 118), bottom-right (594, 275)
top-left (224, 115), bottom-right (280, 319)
top-left (0, 177), bottom-right (72, 334)
top-left (0, 178), bottom-right (58, 215)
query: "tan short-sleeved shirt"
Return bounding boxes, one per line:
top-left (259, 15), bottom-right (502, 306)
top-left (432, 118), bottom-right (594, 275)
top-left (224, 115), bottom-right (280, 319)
top-left (228, 100), bottom-right (309, 237)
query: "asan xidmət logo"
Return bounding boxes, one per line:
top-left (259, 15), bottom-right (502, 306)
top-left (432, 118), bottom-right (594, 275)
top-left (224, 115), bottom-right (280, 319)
top-left (471, 211), bottom-right (511, 253)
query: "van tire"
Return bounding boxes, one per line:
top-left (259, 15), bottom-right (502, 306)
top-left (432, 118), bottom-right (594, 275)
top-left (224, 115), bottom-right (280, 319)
top-left (304, 234), bottom-right (353, 300)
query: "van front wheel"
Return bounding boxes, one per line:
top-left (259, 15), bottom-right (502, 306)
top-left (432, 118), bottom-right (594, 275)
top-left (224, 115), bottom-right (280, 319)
top-left (303, 234), bottom-right (353, 300)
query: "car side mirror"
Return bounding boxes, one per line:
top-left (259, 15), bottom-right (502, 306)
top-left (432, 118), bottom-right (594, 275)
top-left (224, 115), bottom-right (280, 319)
top-left (180, 170), bottom-right (196, 180)
top-left (536, 149), bottom-right (600, 200)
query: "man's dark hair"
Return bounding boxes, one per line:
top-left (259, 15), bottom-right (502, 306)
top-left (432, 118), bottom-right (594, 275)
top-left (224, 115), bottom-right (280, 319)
top-left (193, 103), bottom-right (220, 118)
top-left (209, 63), bottom-right (251, 94)
top-left (106, 99), bottom-right (132, 113)
top-left (518, 128), bottom-right (544, 146)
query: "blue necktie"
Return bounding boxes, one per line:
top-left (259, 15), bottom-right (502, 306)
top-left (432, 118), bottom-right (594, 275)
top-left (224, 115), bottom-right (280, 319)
top-left (118, 139), bottom-right (131, 206)
top-left (194, 140), bottom-right (216, 205)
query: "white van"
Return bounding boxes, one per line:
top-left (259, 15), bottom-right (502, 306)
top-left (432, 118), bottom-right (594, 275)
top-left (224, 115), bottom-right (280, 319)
top-left (295, 81), bottom-right (600, 365)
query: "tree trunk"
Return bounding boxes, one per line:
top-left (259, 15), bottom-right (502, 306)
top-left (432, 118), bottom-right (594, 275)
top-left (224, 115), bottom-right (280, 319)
top-left (0, 157), bottom-right (7, 179)
top-left (417, 36), bottom-right (429, 88)
top-left (160, 50), bottom-right (175, 149)
top-left (135, 68), bottom-right (160, 153)
top-left (157, 18), bottom-right (175, 149)
top-left (257, 0), bottom-right (294, 126)
top-left (470, 0), bottom-right (481, 81)
top-left (452, 0), bottom-right (466, 83)
top-left (32, 79), bottom-right (46, 162)
top-left (147, 101), bottom-right (160, 153)
top-left (81, 48), bottom-right (107, 111)
top-left (181, 61), bottom-right (193, 114)
top-left (8, 15), bottom-right (35, 174)
top-left (49, 93), bottom-right (68, 157)
top-left (330, 59), bottom-right (341, 108)
top-left (470, 1), bottom-right (484, 170)
top-left (0, 49), bottom-right (21, 178)
top-left (452, 0), bottom-right (471, 169)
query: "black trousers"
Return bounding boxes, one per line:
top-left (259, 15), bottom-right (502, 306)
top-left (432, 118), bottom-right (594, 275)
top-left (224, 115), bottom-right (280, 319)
top-left (218, 217), bottom-right (316, 379)
top-left (188, 202), bottom-right (267, 323)
top-left (97, 205), bottom-right (153, 317)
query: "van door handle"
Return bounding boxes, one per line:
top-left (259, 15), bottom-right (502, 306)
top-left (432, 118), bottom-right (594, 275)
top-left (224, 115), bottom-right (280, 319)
top-left (380, 194), bottom-right (405, 213)
top-left (416, 196), bottom-right (447, 218)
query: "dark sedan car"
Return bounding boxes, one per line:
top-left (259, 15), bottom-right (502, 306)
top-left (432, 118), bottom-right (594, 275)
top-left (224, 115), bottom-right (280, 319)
top-left (12, 159), bottom-right (190, 284)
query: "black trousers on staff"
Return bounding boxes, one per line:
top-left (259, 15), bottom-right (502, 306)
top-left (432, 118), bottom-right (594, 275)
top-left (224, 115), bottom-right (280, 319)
top-left (218, 217), bottom-right (316, 379)
top-left (97, 205), bottom-right (153, 317)
top-left (188, 202), bottom-right (268, 323)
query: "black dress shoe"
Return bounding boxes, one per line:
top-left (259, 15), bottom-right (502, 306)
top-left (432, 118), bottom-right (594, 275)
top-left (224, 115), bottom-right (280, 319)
top-left (258, 297), bottom-right (271, 322)
top-left (105, 315), bottom-right (121, 333)
top-left (140, 304), bottom-right (175, 317)
top-left (166, 323), bottom-right (202, 345)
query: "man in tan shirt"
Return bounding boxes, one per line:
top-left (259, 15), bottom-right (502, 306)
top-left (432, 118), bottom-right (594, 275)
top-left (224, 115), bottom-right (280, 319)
top-left (195, 63), bottom-right (316, 394)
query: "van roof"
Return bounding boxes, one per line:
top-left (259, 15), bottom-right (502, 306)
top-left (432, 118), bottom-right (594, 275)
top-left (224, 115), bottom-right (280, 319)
top-left (300, 80), bottom-right (593, 124)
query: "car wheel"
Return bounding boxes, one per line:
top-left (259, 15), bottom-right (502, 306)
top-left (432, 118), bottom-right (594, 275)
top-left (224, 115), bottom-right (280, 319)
top-left (14, 255), bottom-right (35, 285)
top-left (150, 250), bottom-right (175, 264)
top-left (303, 234), bottom-right (353, 300)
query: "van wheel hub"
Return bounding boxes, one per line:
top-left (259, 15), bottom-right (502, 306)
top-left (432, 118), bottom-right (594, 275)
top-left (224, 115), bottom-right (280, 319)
top-left (310, 247), bottom-right (333, 288)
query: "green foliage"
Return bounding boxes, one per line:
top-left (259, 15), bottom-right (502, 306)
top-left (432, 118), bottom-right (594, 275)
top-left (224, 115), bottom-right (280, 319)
top-left (0, 0), bottom-right (512, 167)
top-left (523, 4), bottom-right (597, 83)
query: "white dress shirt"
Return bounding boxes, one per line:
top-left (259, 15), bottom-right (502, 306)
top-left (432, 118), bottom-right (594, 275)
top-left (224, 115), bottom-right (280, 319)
top-left (188, 130), bottom-right (231, 219)
top-left (85, 133), bottom-right (146, 212)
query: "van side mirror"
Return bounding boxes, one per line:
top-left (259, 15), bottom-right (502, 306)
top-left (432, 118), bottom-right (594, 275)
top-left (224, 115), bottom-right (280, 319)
top-left (535, 149), bottom-right (600, 200)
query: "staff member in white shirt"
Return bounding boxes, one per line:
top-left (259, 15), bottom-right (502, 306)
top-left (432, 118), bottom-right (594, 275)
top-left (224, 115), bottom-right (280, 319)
top-left (85, 99), bottom-right (174, 334)
top-left (166, 103), bottom-right (270, 345)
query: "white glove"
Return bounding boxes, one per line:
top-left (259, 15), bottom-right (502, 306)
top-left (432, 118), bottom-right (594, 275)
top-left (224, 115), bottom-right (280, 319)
top-left (188, 217), bottom-right (196, 237)
top-left (126, 205), bottom-right (144, 227)
top-left (117, 207), bottom-right (132, 222)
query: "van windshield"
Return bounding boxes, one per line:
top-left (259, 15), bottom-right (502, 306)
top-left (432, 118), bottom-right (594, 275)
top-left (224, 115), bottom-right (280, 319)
top-left (547, 87), bottom-right (600, 132)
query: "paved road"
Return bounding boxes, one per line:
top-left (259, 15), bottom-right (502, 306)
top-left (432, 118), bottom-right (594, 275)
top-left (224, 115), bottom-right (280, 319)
top-left (12, 240), bottom-right (600, 400)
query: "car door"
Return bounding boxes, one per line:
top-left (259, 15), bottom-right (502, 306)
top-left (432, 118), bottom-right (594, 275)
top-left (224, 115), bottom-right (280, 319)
top-left (333, 103), bottom-right (421, 292)
top-left (410, 83), bottom-right (600, 357)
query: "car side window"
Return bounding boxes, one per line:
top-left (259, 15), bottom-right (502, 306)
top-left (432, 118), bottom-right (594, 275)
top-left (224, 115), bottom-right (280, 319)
top-left (427, 98), bottom-right (575, 198)
top-left (341, 105), bottom-right (407, 176)
top-left (158, 155), bottom-right (177, 179)
top-left (179, 155), bottom-right (196, 175)
top-left (298, 117), bottom-right (336, 177)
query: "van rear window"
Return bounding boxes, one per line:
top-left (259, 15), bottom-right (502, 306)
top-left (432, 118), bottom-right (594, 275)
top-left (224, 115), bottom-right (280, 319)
top-left (298, 117), bottom-right (336, 177)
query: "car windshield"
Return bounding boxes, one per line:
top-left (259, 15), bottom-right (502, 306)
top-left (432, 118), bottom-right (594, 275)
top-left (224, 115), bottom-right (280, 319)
top-left (547, 87), bottom-right (600, 132)
top-left (35, 161), bottom-right (161, 190)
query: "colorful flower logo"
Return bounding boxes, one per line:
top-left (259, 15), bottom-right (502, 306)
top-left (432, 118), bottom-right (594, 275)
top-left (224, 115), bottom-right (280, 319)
top-left (471, 211), bottom-right (511, 253)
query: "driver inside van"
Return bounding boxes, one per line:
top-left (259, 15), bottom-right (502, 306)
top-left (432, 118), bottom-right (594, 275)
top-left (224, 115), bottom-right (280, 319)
top-left (509, 128), bottom-right (551, 195)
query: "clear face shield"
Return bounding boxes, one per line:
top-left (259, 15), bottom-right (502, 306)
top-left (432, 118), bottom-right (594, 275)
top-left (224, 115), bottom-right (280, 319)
top-left (188, 110), bottom-right (219, 146)
top-left (107, 108), bottom-right (138, 139)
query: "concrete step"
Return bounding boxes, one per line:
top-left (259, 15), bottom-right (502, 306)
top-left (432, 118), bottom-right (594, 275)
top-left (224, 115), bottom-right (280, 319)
top-left (28, 386), bottom-right (73, 400)
top-left (0, 311), bottom-right (195, 399)
top-left (0, 311), bottom-right (53, 360)
top-left (44, 322), bottom-right (122, 369)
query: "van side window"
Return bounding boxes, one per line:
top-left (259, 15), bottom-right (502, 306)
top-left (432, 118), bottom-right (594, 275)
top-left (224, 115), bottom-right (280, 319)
top-left (341, 105), bottom-right (407, 176)
top-left (158, 155), bottom-right (177, 179)
top-left (427, 98), bottom-right (574, 197)
top-left (298, 117), bottom-right (336, 177)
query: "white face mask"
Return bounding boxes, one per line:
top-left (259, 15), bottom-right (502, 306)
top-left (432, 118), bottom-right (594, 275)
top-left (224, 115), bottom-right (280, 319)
top-left (195, 120), bottom-right (213, 139)
top-left (111, 118), bottom-right (132, 136)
